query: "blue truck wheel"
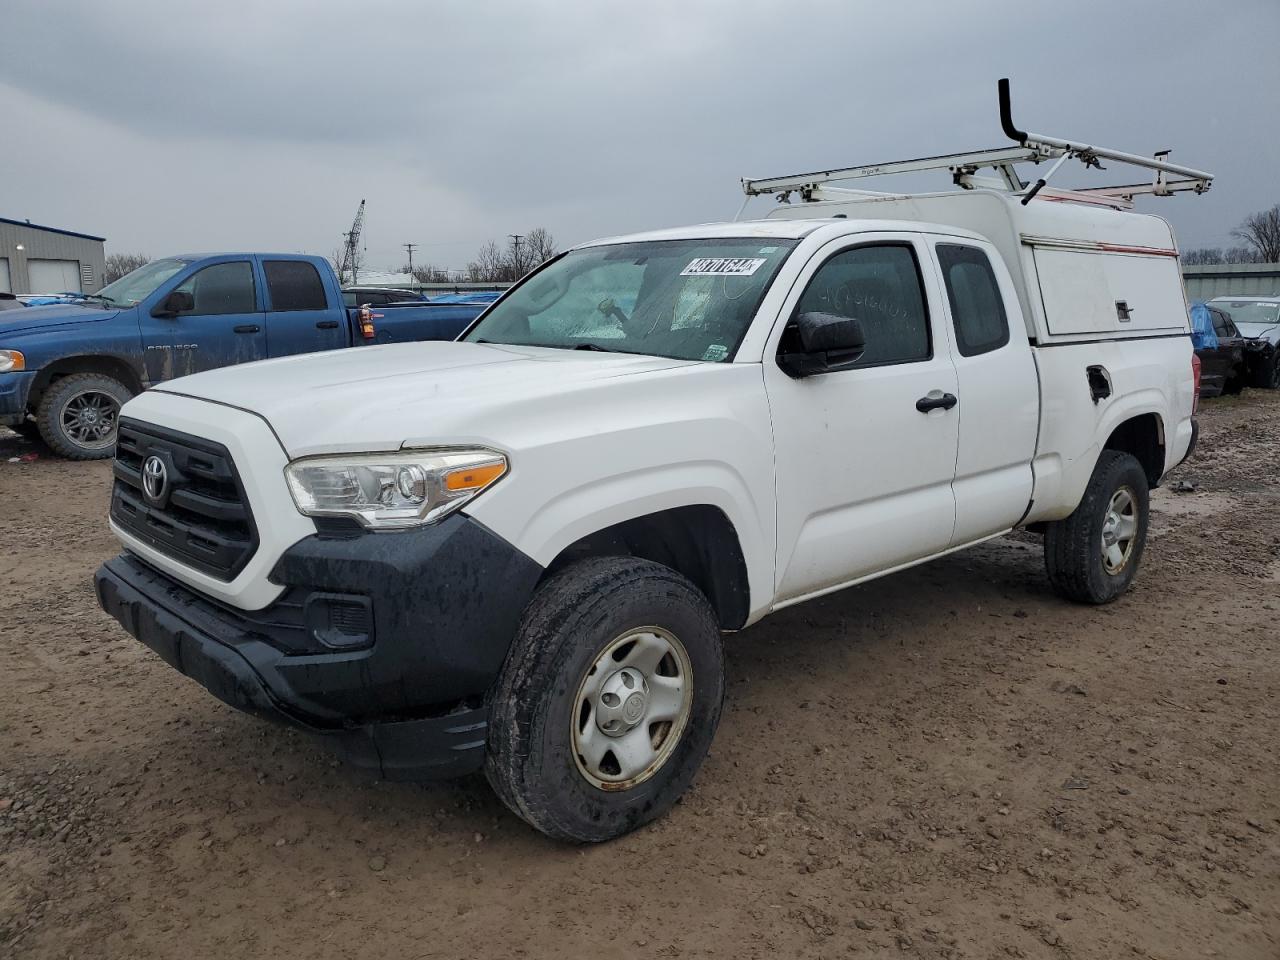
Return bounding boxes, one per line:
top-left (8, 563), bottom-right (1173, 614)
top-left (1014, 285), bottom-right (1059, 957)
top-left (36, 373), bottom-right (132, 460)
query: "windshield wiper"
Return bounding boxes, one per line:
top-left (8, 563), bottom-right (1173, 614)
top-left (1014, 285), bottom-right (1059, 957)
top-left (572, 342), bottom-right (616, 352)
top-left (77, 292), bottom-right (117, 306)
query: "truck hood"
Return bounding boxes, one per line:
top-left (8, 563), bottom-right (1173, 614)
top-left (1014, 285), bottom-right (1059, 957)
top-left (0, 303), bottom-right (121, 338)
top-left (153, 341), bottom-right (701, 457)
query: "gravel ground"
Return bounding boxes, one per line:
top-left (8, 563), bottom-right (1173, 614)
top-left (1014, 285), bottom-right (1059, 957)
top-left (2, 391), bottom-right (1278, 959)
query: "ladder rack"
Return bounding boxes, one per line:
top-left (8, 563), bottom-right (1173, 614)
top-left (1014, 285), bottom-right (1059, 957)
top-left (740, 80), bottom-right (1213, 211)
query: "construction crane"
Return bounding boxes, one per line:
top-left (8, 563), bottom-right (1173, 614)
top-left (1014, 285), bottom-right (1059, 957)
top-left (340, 199), bottom-right (366, 284)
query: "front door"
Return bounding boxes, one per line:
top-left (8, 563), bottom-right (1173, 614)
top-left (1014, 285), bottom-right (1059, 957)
top-left (764, 236), bottom-right (960, 604)
top-left (144, 260), bottom-right (266, 379)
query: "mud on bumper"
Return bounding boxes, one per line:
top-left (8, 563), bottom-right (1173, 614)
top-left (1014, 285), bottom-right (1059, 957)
top-left (94, 514), bottom-right (543, 780)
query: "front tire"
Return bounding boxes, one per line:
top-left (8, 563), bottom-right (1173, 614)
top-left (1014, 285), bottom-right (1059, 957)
top-left (7, 418), bottom-right (42, 444)
top-left (485, 557), bottom-right (724, 843)
top-left (1044, 451), bottom-right (1150, 604)
top-left (35, 373), bottom-right (131, 459)
top-left (1255, 352), bottom-right (1280, 390)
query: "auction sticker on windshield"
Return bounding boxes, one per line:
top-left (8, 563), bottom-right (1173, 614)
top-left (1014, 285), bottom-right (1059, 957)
top-left (681, 257), bottom-right (767, 277)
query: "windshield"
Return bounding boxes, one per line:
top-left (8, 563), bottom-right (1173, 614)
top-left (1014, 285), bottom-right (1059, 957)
top-left (1214, 300), bottom-right (1280, 327)
top-left (95, 258), bottom-right (188, 306)
top-left (463, 238), bottom-right (797, 361)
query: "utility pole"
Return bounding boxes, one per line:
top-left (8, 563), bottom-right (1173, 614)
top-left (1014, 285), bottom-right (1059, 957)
top-left (508, 234), bottom-right (523, 279)
top-left (402, 242), bottom-right (418, 281)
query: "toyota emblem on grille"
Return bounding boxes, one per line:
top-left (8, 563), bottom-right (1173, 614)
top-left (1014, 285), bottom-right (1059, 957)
top-left (141, 455), bottom-right (169, 505)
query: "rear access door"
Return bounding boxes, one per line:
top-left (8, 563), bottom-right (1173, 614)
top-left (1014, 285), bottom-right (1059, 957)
top-left (927, 238), bottom-right (1039, 545)
top-left (260, 259), bottom-right (347, 357)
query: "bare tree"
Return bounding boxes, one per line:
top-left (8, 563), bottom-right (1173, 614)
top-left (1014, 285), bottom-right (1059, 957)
top-left (503, 235), bottom-right (533, 280)
top-left (1181, 245), bottom-right (1262, 266)
top-left (104, 253), bottom-right (151, 284)
top-left (1232, 204), bottom-right (1280, 263)
top-left (524, 227), bottom-right (557, 269)
top-left (1224, 246), bottom-right (1261, 264)
top-left (465, 228), bottom-right (558, 282)
top-left (398, 263), bottom-right (451, 283)
top-left (467, 241), bottom-right (506, 282)
top-left (1181, 247), bottom-right (1222, 265)
top-left (330, 248), bottom-right (348, 284)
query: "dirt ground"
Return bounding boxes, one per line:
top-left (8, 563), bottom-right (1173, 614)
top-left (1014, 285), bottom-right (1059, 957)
top-left (2, 391), bottom-right (1277, 960)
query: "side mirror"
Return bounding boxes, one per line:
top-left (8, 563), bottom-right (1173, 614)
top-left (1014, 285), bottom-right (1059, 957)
top-left (778, 312), bottom-right (866, 378)
top-left (152, 290), bottom-right (194, 318)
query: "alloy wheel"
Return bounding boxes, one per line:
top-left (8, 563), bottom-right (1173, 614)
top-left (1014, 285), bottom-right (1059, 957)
top-left (61, 390), bottom-right (119, 450)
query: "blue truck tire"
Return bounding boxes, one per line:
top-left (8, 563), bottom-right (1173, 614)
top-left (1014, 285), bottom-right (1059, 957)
top-left (35, 372), bottom-right (133, 459)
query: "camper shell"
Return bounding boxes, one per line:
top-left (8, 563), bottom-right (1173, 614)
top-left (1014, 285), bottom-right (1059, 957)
top-left (765, 190), bottom-right (1190, 345)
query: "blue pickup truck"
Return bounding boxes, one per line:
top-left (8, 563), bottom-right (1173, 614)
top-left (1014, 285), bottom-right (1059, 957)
top-left (0, 253), bottom-right (492, 458)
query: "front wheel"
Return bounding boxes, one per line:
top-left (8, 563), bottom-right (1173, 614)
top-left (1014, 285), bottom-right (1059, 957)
top-left (35, 373), bottom-right (131, 459)
top-left (1255, 352), bottom-right (1280, 390)
top-left (1044, 451), bottom-right (1150, 604)
top-left (485, 557), bottom-right (724, 842)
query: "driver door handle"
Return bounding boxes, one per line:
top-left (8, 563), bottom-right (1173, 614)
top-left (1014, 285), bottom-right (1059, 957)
top-left (233, 324), bottom-right (260, 334)
top-left (916, 392), bottom-right (958, 413)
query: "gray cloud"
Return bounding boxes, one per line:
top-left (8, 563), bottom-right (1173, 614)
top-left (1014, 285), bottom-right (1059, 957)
top-left (2, 0), bottom-right (1277, 270)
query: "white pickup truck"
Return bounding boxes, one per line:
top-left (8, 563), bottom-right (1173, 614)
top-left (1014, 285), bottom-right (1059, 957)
top-left (95, 87), bottom-right (1207, 841)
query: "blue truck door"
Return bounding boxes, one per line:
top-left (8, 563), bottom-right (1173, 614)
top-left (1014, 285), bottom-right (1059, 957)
top-left (260, 259), bottom-right (346, 357)
top-left (148, 260), bottom-right (266, 378)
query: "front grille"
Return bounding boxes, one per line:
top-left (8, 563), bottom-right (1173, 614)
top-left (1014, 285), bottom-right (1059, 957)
top-left (110, 419), bottom-right (258, 580)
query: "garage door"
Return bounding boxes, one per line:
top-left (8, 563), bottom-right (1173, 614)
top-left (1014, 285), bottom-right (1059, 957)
top-left (0, 258), bottom-right (10, 293)
top-left (28, 258), bottom-right (83, 294)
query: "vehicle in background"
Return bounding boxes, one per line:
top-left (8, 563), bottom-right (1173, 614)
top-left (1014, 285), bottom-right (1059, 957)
top-left (18, 294), bottom-right (86, 306)
top-left (1210, 296), bottom-right (1280, 389)
top-left (0, 293), bottom-right (25, 312)
top-left (342, 288), bottom-right (505, 307)
top-left (1190, 302), bottom-right (1245, 397)
top-left (0, 254), bottom-right (491, 458)
top-left (94, 82), bottom-right (1205, 842)
top-left (428, 291), bottom-right (505, 305)
top-left (341, 286), bottom-right (429, 306)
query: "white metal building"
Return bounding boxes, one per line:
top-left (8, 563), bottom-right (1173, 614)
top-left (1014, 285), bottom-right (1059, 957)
top-left (0, 216), bottom-right (106, 295)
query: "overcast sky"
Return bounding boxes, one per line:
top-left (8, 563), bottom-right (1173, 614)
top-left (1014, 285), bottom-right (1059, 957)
top-left (2, 0), bottom-right (1277, 272)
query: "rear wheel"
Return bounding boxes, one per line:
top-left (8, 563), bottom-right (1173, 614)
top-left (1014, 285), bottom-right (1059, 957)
top-left (1044, 451), bottom-right (1149, 604)
top-left (35, 373), bottom-right (131, 459)
top-left (485, 557), bottom-right (724, 842)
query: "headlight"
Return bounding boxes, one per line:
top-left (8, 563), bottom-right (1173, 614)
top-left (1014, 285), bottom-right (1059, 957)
top-left (285, 449), bottom-right (507, 529)
top-left (0, 350), bottom-right (25, 372)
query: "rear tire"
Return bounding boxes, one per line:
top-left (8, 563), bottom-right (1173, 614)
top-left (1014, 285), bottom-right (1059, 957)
top-left (1044, 451), bottom-right (1149, 604)
top-left (1223, 370), bottom-right (1244, 395)
top-left (485, 557), bottom-right (724, 843)
top-left (35, 373), bottom-right (131, 460)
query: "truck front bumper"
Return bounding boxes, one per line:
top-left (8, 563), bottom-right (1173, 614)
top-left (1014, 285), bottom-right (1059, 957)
top-left (0, 371), bottom-right (38, 425)
top-left (94, 514), bottom-right (543, 780)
